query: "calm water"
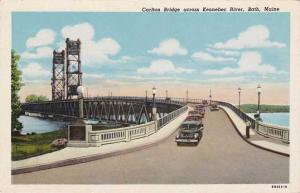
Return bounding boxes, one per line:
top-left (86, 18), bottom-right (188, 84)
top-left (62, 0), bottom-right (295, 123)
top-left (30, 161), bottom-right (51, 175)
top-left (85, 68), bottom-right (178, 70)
top-left (248, 113), bottom-right (289, 127)
top-left (18, 116), bottom-right (68, 134)
top-left (18, 114), bottom-right (148, 134)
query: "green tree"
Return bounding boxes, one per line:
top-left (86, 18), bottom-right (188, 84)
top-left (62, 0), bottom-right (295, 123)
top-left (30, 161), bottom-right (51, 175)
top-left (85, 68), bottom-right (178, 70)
top-left (25, 94), bottom-right (49, 103)
top-left (11, 50), bottom-right (23, 131)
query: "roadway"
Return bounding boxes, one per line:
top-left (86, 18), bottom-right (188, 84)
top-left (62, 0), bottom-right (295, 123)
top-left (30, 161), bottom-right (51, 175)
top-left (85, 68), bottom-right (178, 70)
top-left (12, 107), bottom-right (289, 184)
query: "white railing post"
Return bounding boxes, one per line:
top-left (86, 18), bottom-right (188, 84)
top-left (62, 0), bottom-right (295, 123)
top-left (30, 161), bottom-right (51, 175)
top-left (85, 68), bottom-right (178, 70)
top-left (125, 129), bottom-right (130, 142)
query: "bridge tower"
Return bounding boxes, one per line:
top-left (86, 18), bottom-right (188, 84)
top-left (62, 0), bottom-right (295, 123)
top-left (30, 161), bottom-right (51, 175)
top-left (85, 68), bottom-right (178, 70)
top-left (66, 38), bottom-right (82, 99)
top-left (51, 50), bottom-right (65, 101)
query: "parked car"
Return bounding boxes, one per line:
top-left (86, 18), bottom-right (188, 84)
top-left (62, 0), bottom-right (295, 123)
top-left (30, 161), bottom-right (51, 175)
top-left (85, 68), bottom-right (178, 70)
top-left (210, 104), bottom-right (220, 111)
top-left (175, 120), bottom-right (204, 145)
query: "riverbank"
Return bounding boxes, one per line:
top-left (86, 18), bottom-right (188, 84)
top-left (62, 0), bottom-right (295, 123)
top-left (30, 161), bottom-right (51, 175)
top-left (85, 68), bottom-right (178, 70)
top-left (12, 129), bottom-right (68, 161)
top-left (240, 104), bottom-right (289, 113)
top-left (11, 122), bottom-right (131, 161)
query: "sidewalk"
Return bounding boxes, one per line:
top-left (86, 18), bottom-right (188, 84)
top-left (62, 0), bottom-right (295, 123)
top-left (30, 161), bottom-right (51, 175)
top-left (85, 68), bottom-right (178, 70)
top-left (12, 108), bottom-right (190, 173)
top-left (220, 106), bottom-right (289, 156)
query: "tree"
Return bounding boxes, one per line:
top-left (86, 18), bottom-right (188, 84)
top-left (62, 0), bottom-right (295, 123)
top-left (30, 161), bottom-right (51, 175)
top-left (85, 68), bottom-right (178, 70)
top-left (11, 50), bottom-right (23, 131)
top-left (25, 94), bottom-right (49, 103)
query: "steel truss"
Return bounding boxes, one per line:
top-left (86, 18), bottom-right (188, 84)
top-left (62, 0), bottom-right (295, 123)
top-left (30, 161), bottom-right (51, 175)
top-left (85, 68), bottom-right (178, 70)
top-left (51, 50), bottom-right (65, 100)
top-left (66, 38), bottom-right (82, 99)
top-left (21, 97), bottom-right (183, 124)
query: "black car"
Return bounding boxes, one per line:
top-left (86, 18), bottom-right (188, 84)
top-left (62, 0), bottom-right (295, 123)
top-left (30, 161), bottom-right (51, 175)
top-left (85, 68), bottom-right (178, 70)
top-left (210, 104), bottom-right (220, 111)
top-left (175, 120), bottom-right (204, 145)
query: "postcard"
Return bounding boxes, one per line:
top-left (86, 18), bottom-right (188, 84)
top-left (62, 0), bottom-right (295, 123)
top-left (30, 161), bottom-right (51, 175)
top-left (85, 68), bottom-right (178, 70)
top-left (0, 0), bottom-right (300, 193)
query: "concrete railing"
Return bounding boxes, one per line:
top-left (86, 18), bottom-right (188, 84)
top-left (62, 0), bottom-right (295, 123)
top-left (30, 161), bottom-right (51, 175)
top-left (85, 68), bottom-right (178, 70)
top-left (88, 121), bottom-right (157, 146)
top-left (214, 100), bottom-right (290, 143)
top-left (157, 105), bottom-right (188, 129)
top-left (82, 105), bottom-right (188, 147)
top-left (256, 121), bottom-right (289, 143)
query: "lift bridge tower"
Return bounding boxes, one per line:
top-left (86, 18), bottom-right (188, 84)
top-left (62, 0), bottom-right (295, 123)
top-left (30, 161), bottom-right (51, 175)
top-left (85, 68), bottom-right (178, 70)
top-left (51, 50), bottom-right (65, 101)
top-left (66, 38), bottom-right (82, 99)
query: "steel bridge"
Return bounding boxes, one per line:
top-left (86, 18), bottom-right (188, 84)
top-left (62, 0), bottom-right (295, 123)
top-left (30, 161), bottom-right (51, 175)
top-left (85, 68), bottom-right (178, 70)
top-left (21, 96), bottom-right (190, 124)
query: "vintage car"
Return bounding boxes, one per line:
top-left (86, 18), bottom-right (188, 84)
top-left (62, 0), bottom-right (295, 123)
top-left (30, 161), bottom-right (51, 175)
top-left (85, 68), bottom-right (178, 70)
top-left (185, 115), bottom-right (202, 122)
top-left (175, 120), bottom-right (204, 145)
top-left (195, 107), bottom-right (205, 117)
top-left (188, 110), bottom-right (200, 115)
top-left (188, 110), bottom-right (204, 118)
top-left (210, 103), bottom-right (220, 111)
top-left (195, 104), bottom-right (205, 109)
top-left (202, 100), bottom-right (208, 105)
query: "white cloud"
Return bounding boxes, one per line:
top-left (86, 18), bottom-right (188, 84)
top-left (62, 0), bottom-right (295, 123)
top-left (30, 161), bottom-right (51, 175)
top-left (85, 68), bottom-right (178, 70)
top-left (26, 29), bottom-right (56, 48)
top-left (21, 47), bottom-right (53, 59)
top-left (148, 39), bottom-right (188, 56)
top-left (22, 63), bottom-right (51, 78)
top-left (137, 59), bottom-right (194, 75)
top-left (203, 52), bottom-right (281, 75)
top-left (61, 22), bottom-right (128, 65)
top-left (192, 51), bottom-right (237, 62)
top-left (212, 25), bottom-right (286, 50)
top-left (206, 48), bottom-right (240, 57)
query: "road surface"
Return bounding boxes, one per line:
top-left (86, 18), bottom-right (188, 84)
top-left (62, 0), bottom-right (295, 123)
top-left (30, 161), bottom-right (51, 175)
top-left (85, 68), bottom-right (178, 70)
top-left (13, 108), bottom-right (289, 184)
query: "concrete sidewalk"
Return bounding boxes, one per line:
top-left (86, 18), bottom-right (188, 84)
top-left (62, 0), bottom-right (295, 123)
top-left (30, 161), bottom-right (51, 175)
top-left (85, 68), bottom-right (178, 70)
top-left (12, 108), bottom-right (190, 173)
top-left (220, 106), bottom-right (289, 156)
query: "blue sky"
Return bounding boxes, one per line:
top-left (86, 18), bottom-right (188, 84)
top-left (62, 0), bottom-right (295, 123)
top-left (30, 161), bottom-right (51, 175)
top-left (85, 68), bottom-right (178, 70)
top-left (12, 12), bottom-right (290, 103)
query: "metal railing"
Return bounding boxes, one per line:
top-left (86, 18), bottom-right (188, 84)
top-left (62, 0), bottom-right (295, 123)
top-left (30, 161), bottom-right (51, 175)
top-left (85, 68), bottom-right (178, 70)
top-left (84, 105), bottom-right (188, 146)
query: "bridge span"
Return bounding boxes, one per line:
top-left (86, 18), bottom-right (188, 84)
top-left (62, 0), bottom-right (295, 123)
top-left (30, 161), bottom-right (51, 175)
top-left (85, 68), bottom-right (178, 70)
top-left (12, 106), bottom-right (288, 184)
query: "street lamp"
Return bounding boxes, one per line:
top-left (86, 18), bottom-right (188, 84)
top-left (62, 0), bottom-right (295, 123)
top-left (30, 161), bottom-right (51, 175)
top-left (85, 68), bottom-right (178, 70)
top-left (152, 86), bottom-right (157, 120)
top-left (77, 86), bottom-right (84, 121)
top-left (209, 89), bottom-right (212, 105)
top-left (257, 84), bottom-right (262, 116)
top-left (166, 90), bottom-right (168, 99)
top-left (186, 90), bottom-right (189, 103)
top-left (145, 90), bottom-right (148, 101)
top-left (238, 87), bottom-right (241, 110)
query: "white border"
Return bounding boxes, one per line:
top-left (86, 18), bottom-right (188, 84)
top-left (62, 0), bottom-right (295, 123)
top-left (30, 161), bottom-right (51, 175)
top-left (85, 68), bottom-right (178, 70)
top-left (0, 0), bottom-right (299, 192)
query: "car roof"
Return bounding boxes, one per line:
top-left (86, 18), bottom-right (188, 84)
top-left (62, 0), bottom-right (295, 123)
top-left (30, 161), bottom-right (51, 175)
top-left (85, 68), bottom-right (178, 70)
top-left (182, 120), bottom-right (202, 125)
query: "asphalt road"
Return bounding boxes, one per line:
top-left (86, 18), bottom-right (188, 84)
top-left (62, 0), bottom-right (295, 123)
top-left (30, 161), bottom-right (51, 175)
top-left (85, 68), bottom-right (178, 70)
top-left (12, 108), bottom-right (289, 184)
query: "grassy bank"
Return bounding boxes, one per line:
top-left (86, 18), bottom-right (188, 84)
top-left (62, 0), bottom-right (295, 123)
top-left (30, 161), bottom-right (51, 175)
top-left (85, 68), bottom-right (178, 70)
top-left (12, 128), bottom-right (67, 161)
top-left (239, 104), bottom-right (289, 113)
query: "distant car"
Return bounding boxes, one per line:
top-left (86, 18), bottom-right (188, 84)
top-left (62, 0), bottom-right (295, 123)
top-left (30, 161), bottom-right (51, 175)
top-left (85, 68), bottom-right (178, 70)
top-left (175, 120), bottom-right (204, 145)
top-left (188, 110), bottom-right (200, 115)
top-left (188, 110), bottom-right (204, 118)
top-left (202, 100), bottom-right (208, 105)
top-left (210, 104), bottom-right (219, 111)
top-left (185, 115), bottom-right (203, 122)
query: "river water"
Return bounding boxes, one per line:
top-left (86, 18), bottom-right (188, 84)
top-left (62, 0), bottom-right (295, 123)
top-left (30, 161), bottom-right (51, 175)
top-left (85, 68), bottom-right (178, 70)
top-left (18, 114), bottom-right (149, 134)
top-left (18, 116), bottom-right (68, 134)
top-left (247, 113), bottom-right (289, 127)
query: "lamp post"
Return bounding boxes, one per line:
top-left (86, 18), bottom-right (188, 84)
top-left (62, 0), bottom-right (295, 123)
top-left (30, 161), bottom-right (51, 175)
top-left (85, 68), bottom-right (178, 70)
top-left (209, 89), bottom-right (212, 105)
top-left (238, 87), bottom-right (241, 110)
top-left (186, 90), bottom-right (189, 103)
top-left (257, 84), bottom-right (262, 116)
top-left (145, 90), bottom-right (148, 101)
top-left (166, 90), bottom-right (168, 99)
top-left (152, 86), bottom-right (157, 120)
top-left (77, 86), bottom-right (84, 123)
